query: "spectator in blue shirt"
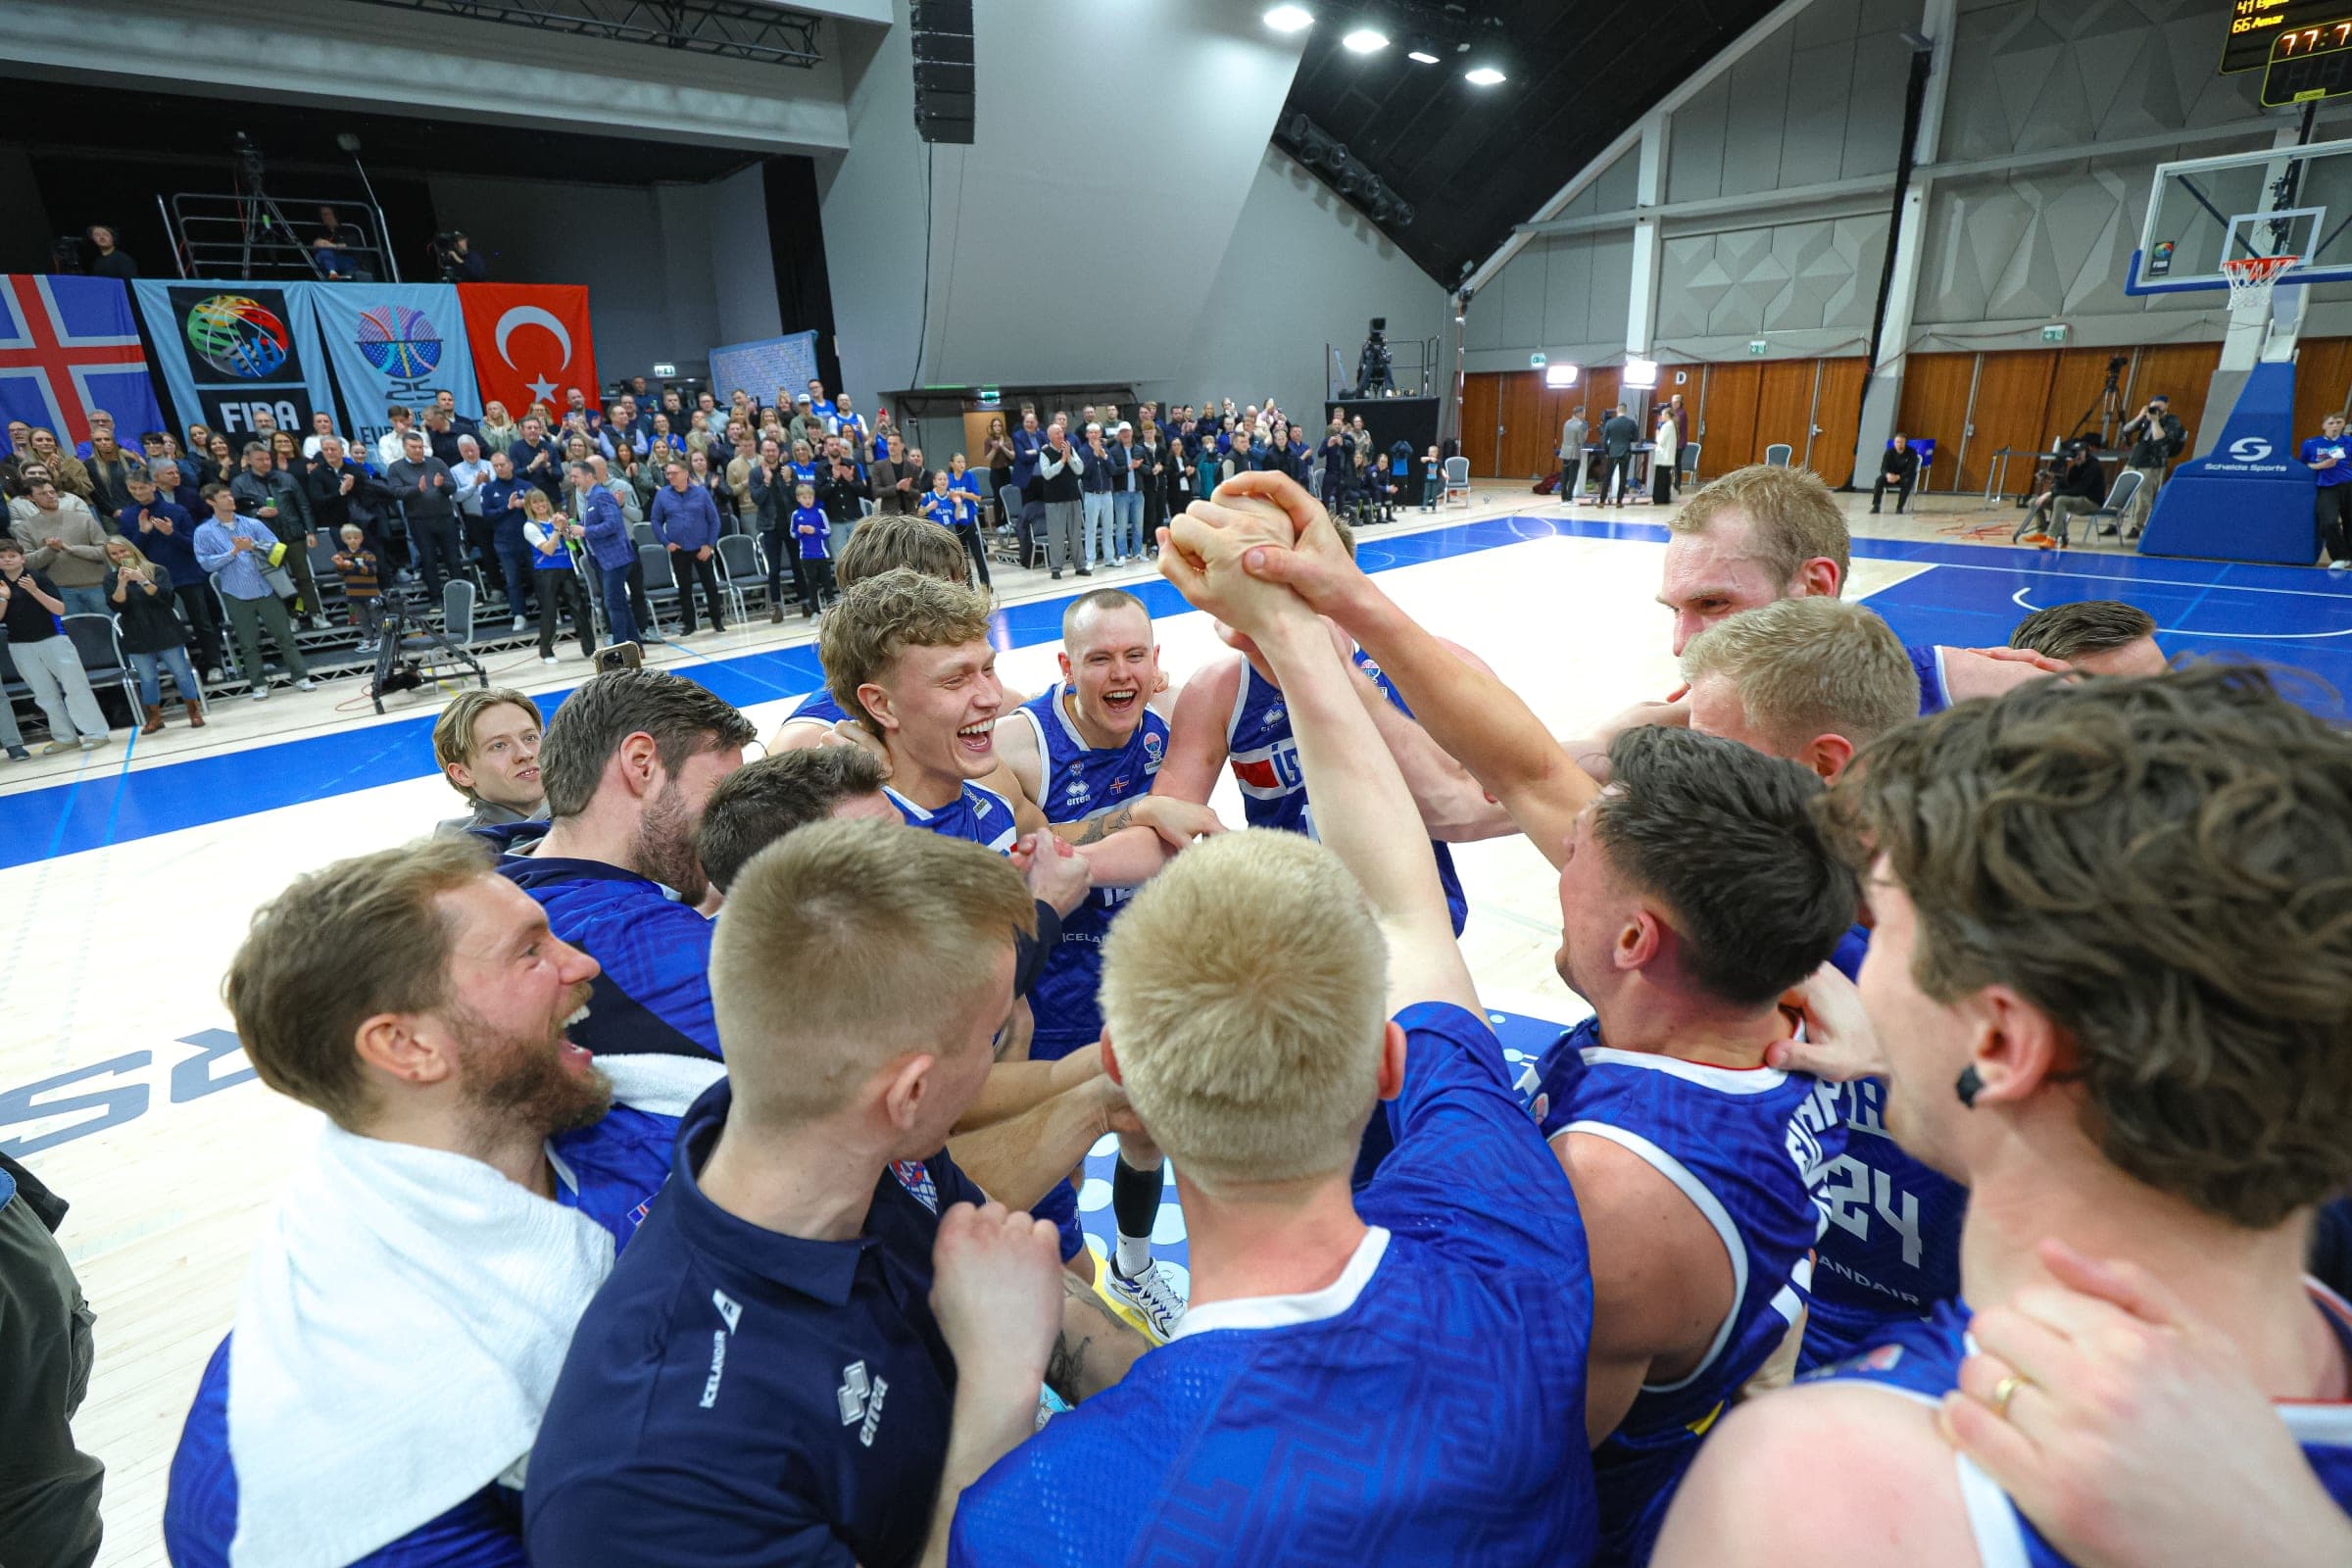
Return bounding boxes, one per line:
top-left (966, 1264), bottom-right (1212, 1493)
top-left (477, 450), bottom-right (538, 631)
top-left (194, 482), bottom-right (314, 700)
top-left (791, 482), bottom-right (834, 613)
top-left (2305, 412), bottom-right (2352, 569)
top-left (570, 461), bottom-right (638, 648)
top-left (649, 460), bottom-right (728, 635)
top-left (508, 416), bottom-right (564, 504)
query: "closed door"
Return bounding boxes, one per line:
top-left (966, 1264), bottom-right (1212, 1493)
top-left (1461, 373), bottom-right (1503, 475)
top-left (1893, 353), bottom-right (1976, 490)
top-left (1958, 350), bottom-right (2060, 494)
top-left (1696, 362), bottom-right (1761, 475)
top-left (1810, 359), bottom-right (1868, 487)
top-left (2294, 337), bottom-right (2352, 442)
top-left (1756, 361), bottom-right (1817, 464)
top-left (2130, 342), bottom-right (2223, 471)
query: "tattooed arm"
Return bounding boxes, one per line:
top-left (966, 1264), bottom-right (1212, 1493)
top-left (1046, 1270), bottom-right (1150, 1403)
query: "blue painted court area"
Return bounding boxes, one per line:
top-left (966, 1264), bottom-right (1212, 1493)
top-left (4, 513), bottom-right (2348, 871)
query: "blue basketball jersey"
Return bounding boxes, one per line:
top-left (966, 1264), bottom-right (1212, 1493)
top-left (1806, 1289), bottom-right (2352, 1568)
top-left (1015, 684), bottom-right (1166, 1058)
top-left (1799, 923), bottom-right (1970, 1368)
top-left (1224, 655), bottom-right (1469, 935)
top-left (950, 1003), bottom-right (1600, 1568)
top-left (888, 781), bottom-right (1017, 855)
top-left (1535, 1021), bottom-right (1845, 1566)
top-left (784, 683), bottom-right (847, 726)
top-left (1908, 645), bottom-right (1949, 716)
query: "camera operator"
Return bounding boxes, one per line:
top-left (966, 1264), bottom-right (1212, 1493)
top-left (2117, 393), bottom-right (2184, 537)
top-left (429, 230), bottom-right (487, 283)
top-left (2015, 440), bottom-right (2105, 550)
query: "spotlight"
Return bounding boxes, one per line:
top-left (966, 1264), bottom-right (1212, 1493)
top-left (1343, 26), bottom-right (1389, 53)
top-left (1407, 48), bottom-right (1441, 64)
top-left (1544, 364), bottom-right (1580, 388)
top-left (1623, 357), bottom-right (1659, 389)
top-left (1263, 4), bottom-right (1314, 32)
top-left (1465, 64), bottom-right (1506, 85)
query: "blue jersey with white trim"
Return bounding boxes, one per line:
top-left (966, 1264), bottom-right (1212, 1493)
top-left (1535, 1021), bottom-right (1844, 1566)
top-left (888, 781), bottom-right (1017, 855)
top-left (786, 684), bottom-right (847, 726)
top-left (1800, 923), bottom-right (1970, 1368)
top-left (1224, 655), bottom-right (1468, 935)
top-left (1806, 1290), bottom-right (2352, 1568)
top-left (951, 1003), bottom-right (1599, 1568)
top-left (1908, 645), bottom-right (1949, 716)
top-left (1016, 683), bottom-right (1166, 1058)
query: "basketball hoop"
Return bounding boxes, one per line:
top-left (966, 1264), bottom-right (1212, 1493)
top-left (2222, 253), bottom-right (2299, 315)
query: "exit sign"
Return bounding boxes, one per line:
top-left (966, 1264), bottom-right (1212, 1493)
top-left (1747, 339), bottom-right (1768, 356)
top-left (2040, 324), bottom-right (2069, 344)
top-left (977, 387), bottom-right (1002, 407)
top-left (652, 362), bottom-right (678, 377)
top-left (1530, 352), bottom-right (1547, 368)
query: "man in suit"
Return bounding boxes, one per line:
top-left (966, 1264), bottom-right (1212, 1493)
top-left (1600, 406), bottom-right (1640, 508)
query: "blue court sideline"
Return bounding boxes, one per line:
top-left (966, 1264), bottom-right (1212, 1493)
top-left (4, 514), bottom-right (2348, 873)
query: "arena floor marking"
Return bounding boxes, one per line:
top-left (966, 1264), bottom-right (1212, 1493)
top-left (10, 515), bottom-right (2349, 1568)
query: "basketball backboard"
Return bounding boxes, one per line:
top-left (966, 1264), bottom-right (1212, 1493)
top-left (2128, 136), bottom-right (2352, 293)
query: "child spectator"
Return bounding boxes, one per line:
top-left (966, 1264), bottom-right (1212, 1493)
top-left (331, 525), bottom-right (383, 652)
top-left (792, 482), bottom-right (834, 614)
top-left (1422, 446), bottom-right (1443, 510)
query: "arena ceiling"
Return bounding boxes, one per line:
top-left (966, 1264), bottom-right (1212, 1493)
top-left (1273, 0), bottom-right (1788, 283)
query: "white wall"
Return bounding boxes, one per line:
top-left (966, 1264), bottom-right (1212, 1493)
top-left (1146, 147), bottom-right (1447, 426)
top-left (706, 166), bottom-right (784, 347)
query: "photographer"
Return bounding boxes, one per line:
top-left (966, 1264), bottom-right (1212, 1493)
top-left (2302, 412), bottom-right (2352, 569)
top-left (2117, 393), bottom-right (2185, 537)
top-left (2016, 441), bottom-right (2106, 550)
top-left (429, 230), bottom-right (487, 283)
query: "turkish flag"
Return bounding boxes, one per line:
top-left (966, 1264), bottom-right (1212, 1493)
top-left (458, 283), bottom-right (600, 417)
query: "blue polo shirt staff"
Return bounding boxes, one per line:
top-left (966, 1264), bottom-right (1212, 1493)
top-left (2302, 416), bottom-right (2352, 568)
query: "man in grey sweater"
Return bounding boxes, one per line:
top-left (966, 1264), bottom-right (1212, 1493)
top-left (1038, 419), bottom-right (1089, 580)
top-left (1559, 407), bottom-right (1589, 503)
top-left (9, 479), bottom-right (109, 616)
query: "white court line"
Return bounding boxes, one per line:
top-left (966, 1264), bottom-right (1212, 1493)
top-left (1909, 554), bottom-right (2352, 603)
top-left (2009, 585), bottom-right (2352, 640)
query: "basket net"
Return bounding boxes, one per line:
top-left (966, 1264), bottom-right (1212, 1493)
top-left (2222, 253), bottom-right (2299, 314)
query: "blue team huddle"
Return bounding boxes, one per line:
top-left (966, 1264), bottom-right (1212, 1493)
top-left (162, 462), bottom-right (2352, 1568)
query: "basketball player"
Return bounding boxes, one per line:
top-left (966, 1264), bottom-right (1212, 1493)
top-left (2007, 598), bottom-right (2169, 677)
top-left (1654, 664), bottom-right (2352, 1568)
top-left (1152, 510), bottom-right (1506, 950)
top-left (1660, 465), bottom-right (2052, 714)
top-left (1223, 469), bottom-right (1861, 1564)
top-left (165, 837), bottom-right (675, 1567)
top-left (431, 685), bottom-right (547, 835)
top-left (951, 487), bottom-right (1601, 1568)
top-left (994, 589), bottom-right (1218, 1339)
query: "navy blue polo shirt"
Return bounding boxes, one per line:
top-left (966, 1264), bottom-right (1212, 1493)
top-left (524, 1079), bottom-right (984, 1568)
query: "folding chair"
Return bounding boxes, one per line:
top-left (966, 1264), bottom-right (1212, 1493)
top-left (1678, 442), bottom-right (1702, 488)
top-left (62, 613), bottom-right (142, 725)
top-left (1764, 444), bottom-right (1793, 467)
top-left (1442, 456), bottom-right (1472, 508)
top-left (630, 521), bottom-right (658, 550)
top-left (715, 533), bottom-right (766, 620)
top-left (637, 544), bottom-right (683, 637)
top-left (2082, 468), bottom-right (2144, 546)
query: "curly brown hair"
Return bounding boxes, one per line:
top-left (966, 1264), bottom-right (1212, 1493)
top-left (1821, 662), bottom-right (2352, 1228)
top-left (818, 567), bottom-right (994, 728)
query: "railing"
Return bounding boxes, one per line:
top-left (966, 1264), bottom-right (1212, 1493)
top-left (163, 192), bottom-right (400, 282)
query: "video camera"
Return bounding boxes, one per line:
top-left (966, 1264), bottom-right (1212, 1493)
top-left (428, 231), bottom-right (467, 283)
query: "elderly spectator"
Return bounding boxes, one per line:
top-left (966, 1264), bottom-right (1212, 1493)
top-left (103, 537), bottom-right (204, 733)
top-left (24, 428), bottom-right (92, 503)
top-left (432, 687), bottom-right (547, 834)
top-left (421, 406), bottom-right (465, 469)
top-left (195, 482), bottom-right (315, 700)
top-left (650, 460), bottom-right (727, 636)
top-left (1110, 422), bottom-right (1146, 564)
top-left (470, 449), bottom-right (536, 632)
top-left (1079, 420), bottom-right (1115, 569)
top-left (120, 466), bottom-right (223, 676)
top-left (302, 435), bottom-right (385, 559)
top-left (0, 537), bottom-right (112, 750)
top-left (508, 416), bottom-right (564, 505)
top-left (10, 477), bottom-right (109, 617)
top-left (1038, 418), bottom-right (1088, 579)
top-left (387, 431), bottom-right (464, 601)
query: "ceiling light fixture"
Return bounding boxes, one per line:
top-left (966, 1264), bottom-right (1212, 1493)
top-left (1342, 26), bottom-right (1390, 53)
top-left (1464, 64), bottom-right (1506, 85)
top-left (1263, 4), bottom-right (1314, 32)
top-left (1407, 47), bottom-right (1440, 64)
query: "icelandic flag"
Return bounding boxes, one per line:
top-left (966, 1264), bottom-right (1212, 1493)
top-left (0, 274), bottom-right (168, 451)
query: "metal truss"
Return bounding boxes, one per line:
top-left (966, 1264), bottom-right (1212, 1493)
top-left (340, 0), bottom-right (823, 68)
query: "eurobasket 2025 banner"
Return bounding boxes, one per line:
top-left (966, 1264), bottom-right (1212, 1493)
top-left (0, 275), bottom-right (168, 450)
top-left (131, 280), bottom-right (335, 444)
top-left (305, 283), bottom-right (482, 457)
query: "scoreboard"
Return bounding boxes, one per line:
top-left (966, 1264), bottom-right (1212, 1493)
top-left (2262, 17), bottom-right (2352, 105)
top-left (2224, 0), bottom-right (2352, 73)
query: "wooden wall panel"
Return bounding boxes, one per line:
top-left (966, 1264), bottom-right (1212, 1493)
top-left (1695, 362), bottom-right (1761, 476)
top-left (2041, 347), bottom-right (2132, 449)
top-left (1810, 359), bottom-right (1868, 487)
top-left (1497, 371), bottom-right (1552, 479)
top-left (1894, 353), bottom-right (1977, 490)
top-left (2293, 337), bottom-right (2352, 442)
top-left (1460, 372), bottom-right (1502, 474)
top-left (1957, 350), bottom-right (2059, 495)
top-left (2129, 342), bottom-right (2223, 473)
top-left (1755, 361), bottom-right (1818, 464)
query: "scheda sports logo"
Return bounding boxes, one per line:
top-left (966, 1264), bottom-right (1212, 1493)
top-left (2229, 435), bottom-right (2274, 463)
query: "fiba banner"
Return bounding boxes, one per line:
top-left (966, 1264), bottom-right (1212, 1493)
top-left (709, 330), bottom-right (818, 408)
top-left (459, 283), bottom-right (600, 417)
top-left (303, 283), bottom-right (482, 458)
top-left (0, 275), bottom-right (168, 451)
top-left (131, 280), bottom-right (337, 444)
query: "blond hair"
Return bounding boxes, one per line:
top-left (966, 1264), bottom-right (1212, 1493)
top-left (1680, 598), bottom-right (1920, 754)
top-left (1100, 831), bottom-right (1388, 1194)
top-left (432, 687), bottom-right (544, 799)
top-left (710, 817), bottom-right (1034, 1126)
top-left (818, 567), bottom-right (995, 727)
top-left (1670, 465), bottom-right (1850, 595)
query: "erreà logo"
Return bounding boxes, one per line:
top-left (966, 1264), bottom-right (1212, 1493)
top-left (2229, 436), bottom-right (2274, 463)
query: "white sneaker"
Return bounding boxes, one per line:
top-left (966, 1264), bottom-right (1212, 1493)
top-left (513, 616), bottom-right (526, 630)
top-left (2332, 561), bottom-right (2350, 572)
top-left (541, 655), bottom-right (559, 665)
top-left (251, 686), bottom-right (271, 702)
top-left (296, 677), bottom-right (318, 692)
top-left (78, 735), bottom-right (110, 751)
top-left (1102, 1257), bottom-right (1187, 1343)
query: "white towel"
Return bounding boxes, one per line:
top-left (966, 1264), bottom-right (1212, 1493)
top-left (594, 1051), bottom-right (726, 1117)
top-left (226, 1124), bottom-right (616, 1568)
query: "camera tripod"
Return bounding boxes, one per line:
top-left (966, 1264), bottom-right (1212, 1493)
top-left (228, 136), bottom-right (315, 276)
top-left (2065, 356), bottom-right (2130, 450)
